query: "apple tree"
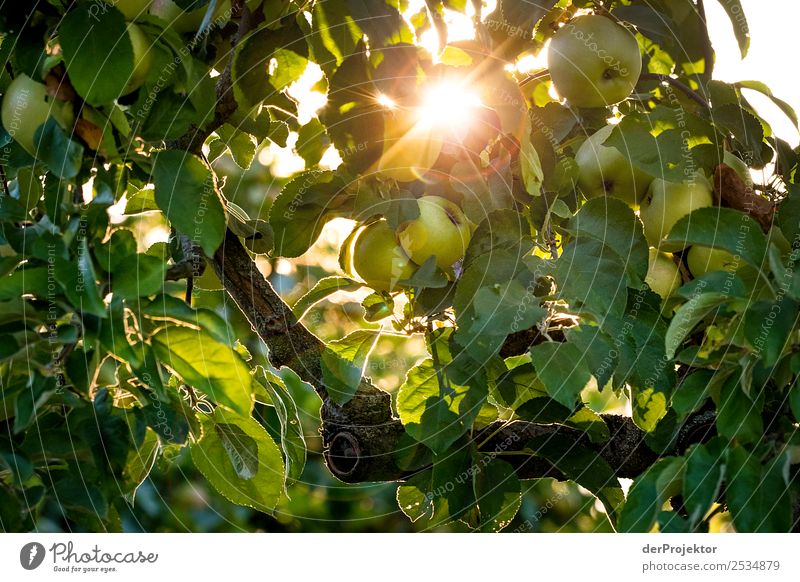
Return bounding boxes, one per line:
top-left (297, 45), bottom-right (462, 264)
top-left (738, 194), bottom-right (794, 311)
top-left (1, 0), bottom-right (799, 533)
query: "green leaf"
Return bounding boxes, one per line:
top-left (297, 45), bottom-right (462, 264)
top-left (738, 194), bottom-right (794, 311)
top-left (672, 369), bottom-right (715, 420)
top-left (321, 330), bottom-right (379, 406)
top-left (777, 185), bottom-right (800, 242)
top-left (519, 131), bottom-right (544, 196)
top-left (231, 21), bottom-right (307, 110)
top-left (713, 104), bottom-right (765, 164)
top-left (362, 292), bottom-right (394, 322)
top-left (726, 446), bottom-right (792, 532)
top-left (529, 342), bottom-right (591, 409)
top-left (565, 197), bottom-right (649, 286)
top-left (345, 0), bottom-right (410, 48)
top-left (112, 254), bottom-right (166, 300)
top-left (734, 81), bottom-right (797, 128)
top-left (215, 422), bottom-right (259, 480)
top-left (190, 408), bottom-right (285, 513)
top-left (401, 256), bottom-right (449, 289)
top-left (715, 369), bottom-right (763, 444)
top-left (397, 359), bottom-right (485, 454)
top-left (124, 187), bottom-right (158, 215)
top-left (683, 438), bottom-right (726, 529)
top-left (122, 429), bottom-right (159, 499)
top-left (291, 276), bottom-right (362, 320)
top-left (665, 292), bottom-right (733, 359)
top-left (743, 297), bottom-right (798, 367)
top-left (139, 294), bottom-right (232, 346)
top-left (564, 325), bottom-right (618, 390)
top-left (554, 238), bottom-right (628, 319)
top-left (0, 266), bottom-right (50, 301)
top-left (216, 124), bottom-right (257, 170)
top-left (310, 0), bottom-right (362, 73)
top-left (663, 208), bottom-right (768, 268)
top-left (473, 458), bottom-right (521, 532)
top-left (60, 1), bottom-right (133, 105)
top-left (606, 116), bottom-right (686, 182)
top-left (54, 244), bottom-right (106, 318)
top-left (528, 434), bottom-right (624, 524)
top-left (296, 118), bottom-right (329, 167)
top-left (396, 471), bottom-right (434, 522)
top-left (321, 50), bottom-right (383, 172)
top-left (152, 151), bottom-right (226, 256)
top-left (714, 0), bottom-right (750, 58)
top-left (33, 118), bottom-right (84, 179)
top-left (151, 325), bottom-right (253, 415)
top-left (255, 367), bottom-right (307, 483)
top-left (618, 457), bottom-right (684, 532)
top-left (269, 171), bottom-right (344, 257)
top-left (455, 280), bottom-right (547, 360)
top-left (462, 209), bottom-right (534, 269)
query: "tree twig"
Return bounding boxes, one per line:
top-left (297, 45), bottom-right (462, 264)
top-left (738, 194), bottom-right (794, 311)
top-left (0, 165), bottom-right (10, 197)
top-left (638, 73), bottom-right (710, 109)
top-left (424, 0), bottom-right (448, 56)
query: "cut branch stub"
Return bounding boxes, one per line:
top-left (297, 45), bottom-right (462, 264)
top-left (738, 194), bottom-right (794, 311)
top-left (713, 163), bottom-right (775, 232)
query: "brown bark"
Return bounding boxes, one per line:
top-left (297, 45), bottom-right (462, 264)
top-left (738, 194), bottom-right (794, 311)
top-left (713, 163), bottom-right (776, 232)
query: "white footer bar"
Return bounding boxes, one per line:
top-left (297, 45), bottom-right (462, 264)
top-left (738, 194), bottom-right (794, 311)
top-left (1, 533), bottom-right (798, 581)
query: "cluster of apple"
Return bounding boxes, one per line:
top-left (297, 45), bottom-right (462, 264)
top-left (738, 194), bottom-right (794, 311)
top-left (349, 61), bottom-right (526, 293)
top-left (348, 196), bottom-right (473, 293)
top-left (548, 14), bottom-right (748, 303)
top-left (577, 125), bottom-right (749, 301)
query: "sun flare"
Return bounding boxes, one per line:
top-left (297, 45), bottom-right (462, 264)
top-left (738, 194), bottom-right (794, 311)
top-left (417, 82), bottom-right (483, 129)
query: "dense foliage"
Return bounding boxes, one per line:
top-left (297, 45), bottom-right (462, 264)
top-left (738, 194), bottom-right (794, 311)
top-left (1, 0), bottom-right (799, 533)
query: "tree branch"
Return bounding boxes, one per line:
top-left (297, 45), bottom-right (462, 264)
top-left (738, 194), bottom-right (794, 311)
top-left (638, 73), bottom-right (710, 109)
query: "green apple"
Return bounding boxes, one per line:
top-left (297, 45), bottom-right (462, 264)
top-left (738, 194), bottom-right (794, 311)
top-left (645, 248), bottom-right (681, 300)
top-left (639, 174), bottom-right (714, 246)
top-left (150, 0), bottom-right (232, 34)
top-left (352, 221), bottom-right (416, 292)
top-left (547, 14), bottom-right (642, 108)
top-left (398, 196), bottom-right (472, 269)
top-left (575, 124), bottom-right (653, 206)
top-left (1, 74), bottom-right (75, 154)
top-left (104, 0), bottom-right (152, 20)
top-left (374, 109), bottom-right (444, 182)
top-left (123, 23), bottom-right (153, 94)
top-left (686, 246), bottom-right (738, 278)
